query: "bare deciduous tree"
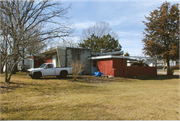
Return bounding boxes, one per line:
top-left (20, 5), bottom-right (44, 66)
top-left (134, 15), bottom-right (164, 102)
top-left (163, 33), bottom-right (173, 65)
top-left (58, 39), bottom-right (78, 48)
top-left (0, 0), bottom-right (74, 82)
top-left (0, 35), bottom-right (7, 73)
top-left (80, 21), bottom-right (118, 42)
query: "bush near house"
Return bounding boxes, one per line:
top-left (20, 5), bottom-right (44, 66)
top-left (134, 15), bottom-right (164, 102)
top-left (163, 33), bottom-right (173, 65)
top-left (70, 60), bottom-right (84, 81)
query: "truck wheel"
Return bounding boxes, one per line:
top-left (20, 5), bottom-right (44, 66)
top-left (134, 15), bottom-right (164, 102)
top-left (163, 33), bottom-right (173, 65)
top-left (59, 71), bottom-right (68, 78)
top-left (33, 72), bottom-right (42, 79)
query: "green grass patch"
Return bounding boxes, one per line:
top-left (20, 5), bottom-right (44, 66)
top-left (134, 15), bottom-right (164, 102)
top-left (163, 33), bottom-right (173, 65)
top-left (1, 72), bottom-right (179, 120)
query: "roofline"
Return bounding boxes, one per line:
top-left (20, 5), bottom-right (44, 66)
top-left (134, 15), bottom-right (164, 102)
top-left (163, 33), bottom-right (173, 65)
top-left (41, 46), bottom-right (66, 54)
top-left (66, 47), bottom-right (91, 50)
top-left (41, 46), bottom-right (91, 54)
top-left (41, 48), bottom-right (57, 54)
top-left (89, 55), bottom-right (125, 60)
top-left (88, 55), bottom-right (156, 60)
top-left (91, 51), bottom-right (123, 56)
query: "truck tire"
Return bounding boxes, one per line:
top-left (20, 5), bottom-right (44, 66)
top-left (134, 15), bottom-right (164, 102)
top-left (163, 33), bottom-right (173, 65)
top-left (32, 72), bottom-right (42, 79)
top-left (59, 71), bottom-right (68, 78)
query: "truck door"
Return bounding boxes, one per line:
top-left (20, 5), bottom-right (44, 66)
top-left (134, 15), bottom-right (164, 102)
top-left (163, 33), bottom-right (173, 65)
top-left (42, 64), bottom-right (55, 76)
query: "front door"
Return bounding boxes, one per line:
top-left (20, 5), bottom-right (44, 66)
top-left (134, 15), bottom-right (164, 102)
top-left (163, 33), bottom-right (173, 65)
top-left (91, 60), bottom-right (98, 74)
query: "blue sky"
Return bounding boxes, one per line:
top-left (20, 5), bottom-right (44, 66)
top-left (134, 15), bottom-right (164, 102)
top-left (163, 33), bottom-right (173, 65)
top-left (62, 0), bottom-right (179, 56)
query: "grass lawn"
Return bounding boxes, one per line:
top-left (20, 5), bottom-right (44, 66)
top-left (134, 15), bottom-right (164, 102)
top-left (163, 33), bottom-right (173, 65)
top-left (0, 72), bottom-right (179, 120)
top-left (174, 70), bottom-right (180, 72)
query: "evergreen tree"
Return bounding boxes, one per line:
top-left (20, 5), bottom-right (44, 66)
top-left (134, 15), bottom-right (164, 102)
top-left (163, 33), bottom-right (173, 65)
top-left (79, 34), bottom-right (122, 53)
top-left (124, 52), bottom-right (130, 56)
top-left (142, 2), bottom-right (179, 75)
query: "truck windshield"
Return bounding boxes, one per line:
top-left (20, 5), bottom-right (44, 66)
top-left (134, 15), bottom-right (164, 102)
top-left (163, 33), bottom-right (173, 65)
top-left (39, 64), bottom-right (46, 68)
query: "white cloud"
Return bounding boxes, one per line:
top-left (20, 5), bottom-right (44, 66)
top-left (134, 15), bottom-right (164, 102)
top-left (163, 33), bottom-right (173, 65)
top-left (107, 17), bottom-right (128, 26)
top-left (73, 21), bottom-right (97, 30)
top-left (117, 31), bottom-right (142, 37)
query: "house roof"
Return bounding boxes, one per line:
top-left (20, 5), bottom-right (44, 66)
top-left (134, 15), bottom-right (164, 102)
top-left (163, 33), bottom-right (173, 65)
top-left (41, 46), bottom-right (66, 55)
top-left (89, 55), bottom-right (156, 61)
top-left (41, 48), bottom-right (57, 55)
top-left (41, 46), bottom-right (90, 55)
top-left (91, 51), bottom-right (123, 56)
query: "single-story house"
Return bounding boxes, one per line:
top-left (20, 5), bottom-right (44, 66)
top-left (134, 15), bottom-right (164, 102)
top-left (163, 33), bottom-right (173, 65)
top-left (30, 46), bottom-right (157, 77)
top-left (126, 56), bottom-right (156, 67)
top-left (30, 46), bottom-right (92, 74)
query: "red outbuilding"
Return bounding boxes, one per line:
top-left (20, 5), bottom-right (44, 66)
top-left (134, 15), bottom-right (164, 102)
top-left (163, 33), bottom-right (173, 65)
top-left (89, 55), bottom-right (157, 77)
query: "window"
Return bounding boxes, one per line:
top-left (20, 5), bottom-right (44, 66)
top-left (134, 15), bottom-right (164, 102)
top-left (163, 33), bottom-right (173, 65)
top-left (46, 64), bottom-right (53, 68)
top-left (93, 61), bottom-right (97, 67)
top-left (49, 64), bottom-right (53, 68)
top-left (39, 64), bottom-right (46, 68)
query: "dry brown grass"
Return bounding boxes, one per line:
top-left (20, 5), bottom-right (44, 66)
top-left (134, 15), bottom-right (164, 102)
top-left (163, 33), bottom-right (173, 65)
top-left (0, 72), bottom-right (179, 120)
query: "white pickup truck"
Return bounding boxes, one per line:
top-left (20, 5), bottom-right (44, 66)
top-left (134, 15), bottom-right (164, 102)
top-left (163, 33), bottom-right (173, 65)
top-left (27, 63), bottom-right (72, 79)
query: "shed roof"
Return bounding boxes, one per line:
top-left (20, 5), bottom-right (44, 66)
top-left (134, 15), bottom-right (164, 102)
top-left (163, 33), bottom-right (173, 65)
top-left (91, 51), bottom-right (123, 56)
top-left (89, 55), bottom-right (156, 61)
top-left (41, 48), bottom-right (57, 55)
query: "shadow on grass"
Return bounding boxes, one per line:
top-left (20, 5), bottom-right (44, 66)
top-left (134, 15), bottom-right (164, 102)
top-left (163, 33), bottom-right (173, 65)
top-left (67, 76), bottom-right (132, 84)
top-left (38, 74), bottom-right (180, 83)
top-left (37, 76), bottom-right (73, 80)
top-left (126, 74), bottom-right (179, 80)
top-left (0, 81), bottom-right (45, 93)
top-left (64, 74), bottom-right (180, 84)
top-left (39, 76), bottom-right (107, 84)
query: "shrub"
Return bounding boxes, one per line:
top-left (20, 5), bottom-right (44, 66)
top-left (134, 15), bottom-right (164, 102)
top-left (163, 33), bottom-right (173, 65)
top-left (70, 60), bottom-right (84, 81)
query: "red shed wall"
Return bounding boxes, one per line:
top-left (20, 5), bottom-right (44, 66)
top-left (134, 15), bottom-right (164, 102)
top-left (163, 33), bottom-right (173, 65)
top-left (97, 60), bottom-right (114, 76)
top-left (125, 67), bottom-right (157, 76)
top-left (113, 58), bottom-right (124, 68)
top-left (112, 58), bottom-right (126, 77)
top-left (96, 58), bottom-right (157, 77)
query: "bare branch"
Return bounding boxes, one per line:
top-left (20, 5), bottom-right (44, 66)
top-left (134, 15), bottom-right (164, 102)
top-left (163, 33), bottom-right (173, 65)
top-left (0, 0), bottom-right (74, 82)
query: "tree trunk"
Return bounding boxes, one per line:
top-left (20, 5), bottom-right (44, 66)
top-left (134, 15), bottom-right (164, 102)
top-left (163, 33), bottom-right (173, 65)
top-left (166, 58), bottom-right (171, 75)
top-left (5, 60), bottom-right (9, 83)
top-left (12, 57), bottom-right (18, 74)
top-left (5, 57), bottom-right (20, 83)
top-left (0, 66), bottom-right (3, 74)
top-left (22, 48), bottom-right (25, 66)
